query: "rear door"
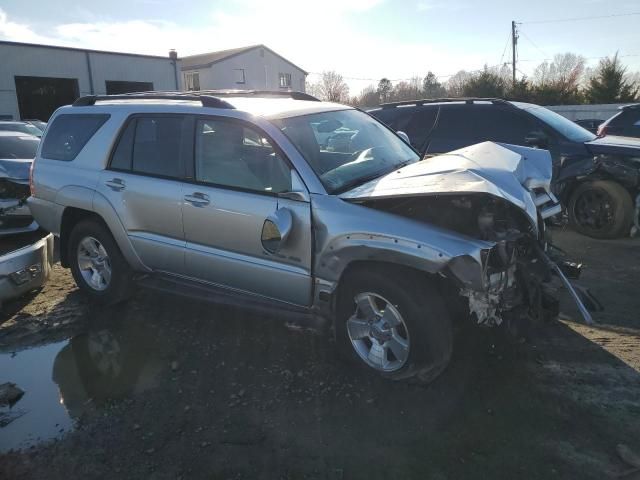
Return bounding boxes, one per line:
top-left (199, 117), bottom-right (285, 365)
top-left (181, 116), bottom-right (313, 306)
top-left (96, 115), bottom-right (191, 274)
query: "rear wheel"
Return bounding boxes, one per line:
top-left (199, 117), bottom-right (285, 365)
top-left (568, 180), bottom-right (633, 239)
top-left (336, 267), bottom-right (452, 384)
top-left (68, 220), bottom-right (133, 304)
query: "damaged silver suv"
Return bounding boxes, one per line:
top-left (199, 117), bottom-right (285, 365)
top-left (29, 91), bottom-right (594, 383)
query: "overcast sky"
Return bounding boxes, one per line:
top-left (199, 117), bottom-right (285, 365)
top-left (1, 0), bottom-right (639, 94)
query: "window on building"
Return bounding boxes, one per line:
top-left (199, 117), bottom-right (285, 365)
top-left (279, 73), bottom-right (292, 89)
top-left (184, 72), bottom-right (200, 91)
top-left (233, 69), bottom-right (245, 84)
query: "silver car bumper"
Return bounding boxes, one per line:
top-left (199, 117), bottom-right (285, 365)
top-left (0, 232), bottom-right (54, 308)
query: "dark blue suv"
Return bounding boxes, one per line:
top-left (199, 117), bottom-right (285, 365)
top-left (370, 98), bottom-right (640, 239)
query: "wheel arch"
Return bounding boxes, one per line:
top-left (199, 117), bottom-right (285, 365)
top-left (332, 260), bottom-right (460, 322)
top-left (60, 198), bottom-right (147, 272)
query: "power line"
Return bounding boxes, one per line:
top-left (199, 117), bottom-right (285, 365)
top-left (518, 29), bottom-right (550, 60)
top-left (498, 30), bottom-right (512, 66)
top-left (520, 11), bottom-right (640, 25)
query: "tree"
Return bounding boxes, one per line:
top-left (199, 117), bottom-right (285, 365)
top-left (422, 71), bottom-right (446, 98)
top-left (462, 66), bottom-right (507, 98)
top-left (532, 53), bottom-right (586, 104)
top-left (445, 70), bottom-right (472, 97)
top-left (506, 77), bottom-right (533, 102)
top-left (390, 77), bottom-right (422, 102)
top-left (585, 53), bottom-right (639, 103)
top-left (308, 71), bottom-right (349, 103)
top-left (350, 85), bottom-right (380, 108)
top-left (377, 78), bottom-right (393, 102)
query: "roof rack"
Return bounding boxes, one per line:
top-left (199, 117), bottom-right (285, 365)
top-left (379, 97), bottom-right (512, 109)
top-left (72, 92), bottom-right (236, 109)
top-left (192, 89), bottom-right (321, 102)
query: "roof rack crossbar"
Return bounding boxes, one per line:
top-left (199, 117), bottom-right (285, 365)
top-left (72, 90), bottom-right (320, 108)
top-left (380, 97), bottom-right (512, 109)
top-left (72, 93), bottom-right (236, 109)
top-left (189, 89), bottom-right (321, 102)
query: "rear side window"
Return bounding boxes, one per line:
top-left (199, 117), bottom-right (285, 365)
top-left (41, 114), bottom-right (109, 161)
top-left (429, 105), bottom-right (537, 153)
top-left (614, 109), bottom-right (640, 137)
top-left (109, 116), bottom-right (187, 179)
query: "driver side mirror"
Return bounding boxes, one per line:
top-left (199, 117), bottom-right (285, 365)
top-left (261, 207), bottom-right (293, 254)
top-left (525, 130), bottom-right (549, 149)
top-left (396, 131), bottom-right (410, 145)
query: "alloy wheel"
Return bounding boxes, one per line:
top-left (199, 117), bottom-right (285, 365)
top-left (77, 236), bottom-right (112, 291)
top-left (346, 292), bottom-right (410, 372)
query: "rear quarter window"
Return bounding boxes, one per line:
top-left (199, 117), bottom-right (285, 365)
top-left (41, 114), bottom-right (109, 161)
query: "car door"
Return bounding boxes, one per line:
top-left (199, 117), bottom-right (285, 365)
top-left (182, 116), bottom-right (313, 306)
top-left (96, 115), bottom-right (191, 274)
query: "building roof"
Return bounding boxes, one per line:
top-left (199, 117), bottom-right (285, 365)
top-left (181, 44), bottom-right (308, 74)
top-left (0, 40), bottom-right (177, 61)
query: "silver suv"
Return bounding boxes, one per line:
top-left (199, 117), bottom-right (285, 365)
top-left (28, 91), bottom-right (592, 383)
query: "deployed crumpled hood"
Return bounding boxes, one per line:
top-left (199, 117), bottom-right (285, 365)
top-left (0, 158), bottom-right (32, 182)
top-left (340, 142), bottom-right (554, 227)
top-left (585, 135), bottom-right (640, 157)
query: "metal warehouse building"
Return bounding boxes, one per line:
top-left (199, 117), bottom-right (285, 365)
top-left (0, 40), bottom-right (182, 121)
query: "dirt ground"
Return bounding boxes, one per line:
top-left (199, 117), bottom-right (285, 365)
top-left (1, 227), bottom-right (639, 479)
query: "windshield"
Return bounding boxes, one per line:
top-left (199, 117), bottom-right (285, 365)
top-left (0, 122), bottom-right (43, 137)
top-left (522, 104), bottom-right (596, 143)
top-left (273, 109), bottom-right (419, 194)
top-left (0, 135), bottom-right (40, 158)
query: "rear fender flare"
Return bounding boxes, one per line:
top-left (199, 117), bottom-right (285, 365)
top-left (91, 191), bottom-right (149, 272)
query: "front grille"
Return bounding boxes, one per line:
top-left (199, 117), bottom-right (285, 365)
top-left (0, 179), bottom-right (30, 200)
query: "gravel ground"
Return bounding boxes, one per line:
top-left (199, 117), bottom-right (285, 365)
top-left (0, 228), bottom-right (639, 479)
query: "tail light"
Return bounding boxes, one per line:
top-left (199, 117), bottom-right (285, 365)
top-left (29, 158), bottom-right (36, 197)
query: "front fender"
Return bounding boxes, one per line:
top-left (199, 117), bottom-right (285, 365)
top-left (311, 195), bottom-right (493, 292)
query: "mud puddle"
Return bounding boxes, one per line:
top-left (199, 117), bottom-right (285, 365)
top-left (0, 319), bottom-right (165, 453)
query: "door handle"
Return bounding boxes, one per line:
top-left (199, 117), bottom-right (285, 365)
top-left (184, 192), bottom-right (210, 206)
top-left (104, 178), bottom-right (125, 191)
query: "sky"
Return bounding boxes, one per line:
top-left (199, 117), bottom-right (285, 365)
top-left (1, 0), bottom-right (639, 94)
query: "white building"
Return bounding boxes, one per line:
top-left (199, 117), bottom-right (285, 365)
top-left (0, 40), bottom-right (182, 121)
top-left (182, 45), bottom-right (307, 93)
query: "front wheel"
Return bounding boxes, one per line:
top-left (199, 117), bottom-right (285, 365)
top-left (336, 267), bottom-right (452, 384)
top-left (568, 180), bottom-right (633, 239)
top-left (68, 219), bottom-right (133, 304)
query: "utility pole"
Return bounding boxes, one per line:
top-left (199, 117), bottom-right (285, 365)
top-left (511, 20), bottom-right (518, 86)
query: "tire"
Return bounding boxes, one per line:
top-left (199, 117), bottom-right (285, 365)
top-left (568, 180), bottom-right (633, 239)
top-left (68, 219), bottom-right (133, 304)
top-left (335, 267), bottom-right (452, 384)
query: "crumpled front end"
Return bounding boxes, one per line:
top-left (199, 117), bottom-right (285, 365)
top-left (337, 142), bottom-right (595, 328)
top-left (0, 159), bottom-right (38, 236)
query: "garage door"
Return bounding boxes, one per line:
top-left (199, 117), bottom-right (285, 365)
top-left (15, 76), bottom-right (80, 121)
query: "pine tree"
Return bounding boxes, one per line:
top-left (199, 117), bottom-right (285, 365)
top-left (586, 53), bottom-right (638, 103)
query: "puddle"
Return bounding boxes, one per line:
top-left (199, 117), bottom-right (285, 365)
top-left (0, 323), bottom-right (165, 452)
top-left (0, 341), bottom-right (72, 452)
